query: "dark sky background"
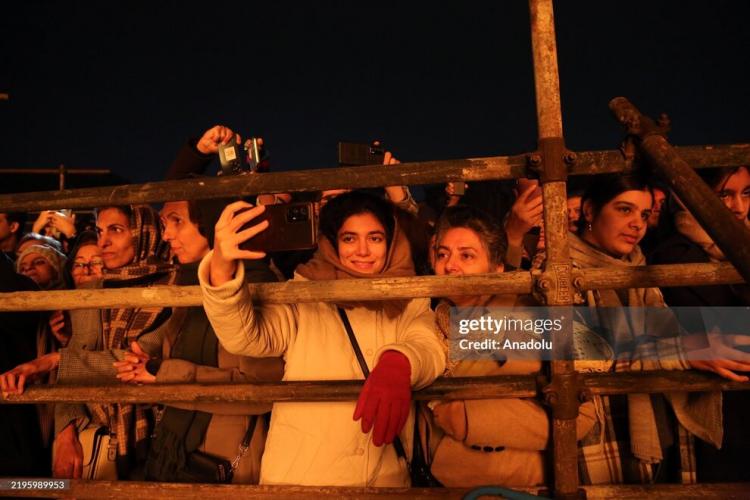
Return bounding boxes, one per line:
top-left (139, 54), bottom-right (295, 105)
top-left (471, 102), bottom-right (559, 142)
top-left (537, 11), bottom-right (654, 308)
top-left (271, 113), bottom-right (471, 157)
top-left (1, 1), bottom-right (749, 194)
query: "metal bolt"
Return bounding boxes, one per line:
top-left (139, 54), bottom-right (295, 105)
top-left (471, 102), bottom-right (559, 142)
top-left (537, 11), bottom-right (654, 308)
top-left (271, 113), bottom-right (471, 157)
top-left (545, 393), bottom-right (558, 407)
top-left (528, 153), bottom-right (542, 166)
top-left (563, 151), bottom-right (577, 164)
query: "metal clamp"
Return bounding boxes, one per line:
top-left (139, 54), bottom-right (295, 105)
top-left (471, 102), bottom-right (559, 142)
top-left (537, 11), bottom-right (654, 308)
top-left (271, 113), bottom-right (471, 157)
top-left (609, 97), bottom-right (671, 140)
top-left (532, 263), bottom-right (575, 306)
top-left (526, 136), bottom-right (576, 183)
top-left (542, 371), bottom-right (589, 420)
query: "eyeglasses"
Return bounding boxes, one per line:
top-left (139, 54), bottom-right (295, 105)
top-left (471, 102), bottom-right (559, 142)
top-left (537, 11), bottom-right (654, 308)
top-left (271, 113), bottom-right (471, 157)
top-left (72, 260), bottom-right (105, 272)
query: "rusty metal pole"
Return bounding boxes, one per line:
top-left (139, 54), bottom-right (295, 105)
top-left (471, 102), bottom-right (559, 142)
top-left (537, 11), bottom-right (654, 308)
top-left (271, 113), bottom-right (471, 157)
top-left (610, 97), bottom-right (750, 284)
top-left (529, 0), bottom-right (581, 498)
top-left (58, 164), bottom-right (66, 191)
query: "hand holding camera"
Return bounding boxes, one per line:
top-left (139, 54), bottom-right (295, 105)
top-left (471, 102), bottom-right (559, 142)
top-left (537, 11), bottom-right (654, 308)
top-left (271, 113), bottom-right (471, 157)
top-left (218, 136), bottom-right (269, 175)
top-left (48, 210), bottom-right (76, 238)
top-left (32, 210), bottom-right (75, 239)
top-left (196, 125), bottom-right (241, 155)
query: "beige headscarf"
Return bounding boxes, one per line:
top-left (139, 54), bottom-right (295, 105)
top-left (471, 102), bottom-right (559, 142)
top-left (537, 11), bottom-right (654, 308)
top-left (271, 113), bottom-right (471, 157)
top-left (295, 218), bottom-right (414, 318)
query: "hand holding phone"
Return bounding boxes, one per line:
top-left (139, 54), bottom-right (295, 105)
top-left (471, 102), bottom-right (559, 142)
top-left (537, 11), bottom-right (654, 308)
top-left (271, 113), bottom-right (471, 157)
top-left (239, 202), bottom-right (318, 253)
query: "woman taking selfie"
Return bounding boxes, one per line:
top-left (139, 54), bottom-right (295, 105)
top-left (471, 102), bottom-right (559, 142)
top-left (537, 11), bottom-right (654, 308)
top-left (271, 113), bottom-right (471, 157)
top-left (199, 191), bottom-right (445, 486)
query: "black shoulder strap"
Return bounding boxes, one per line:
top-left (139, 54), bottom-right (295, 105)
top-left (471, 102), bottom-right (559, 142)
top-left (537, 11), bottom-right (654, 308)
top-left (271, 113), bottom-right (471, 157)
top-left (337, 307), bottom-right (408, 461)
top-left (337, 307), bottom-right (371, 377)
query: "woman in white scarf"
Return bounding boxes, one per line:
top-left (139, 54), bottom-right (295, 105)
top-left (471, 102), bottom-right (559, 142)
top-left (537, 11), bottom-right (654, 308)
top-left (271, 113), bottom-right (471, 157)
top-left (554, 173), bottom-right (742, 484)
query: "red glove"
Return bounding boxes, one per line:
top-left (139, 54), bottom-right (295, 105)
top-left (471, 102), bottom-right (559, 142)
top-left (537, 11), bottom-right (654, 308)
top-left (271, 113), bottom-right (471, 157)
top-left (353, 350), bottom-right (412, 446)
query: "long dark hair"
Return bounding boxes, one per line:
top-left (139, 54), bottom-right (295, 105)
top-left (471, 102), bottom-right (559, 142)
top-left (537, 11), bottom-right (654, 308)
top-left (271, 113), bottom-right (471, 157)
top-left (698, 166), bottom-right (750, 191)
top-left (319, 190), bottom-right (395, 251)
top-left (577, 173), bottom-right (654, 235)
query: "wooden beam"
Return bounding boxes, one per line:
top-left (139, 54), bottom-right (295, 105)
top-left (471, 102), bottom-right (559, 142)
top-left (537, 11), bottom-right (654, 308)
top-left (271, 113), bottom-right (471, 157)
top-left (0, 375), bottom-right (538, 404)
top-left (611, 98), bottom-right (750, 284)
top-left (2, 481), bottom-right (477, 499)
top-left (3, 371), bottom-right (746, 406)
top-left (0, 262), bottom-right (741, 312)
top-left (0, 145), bottom-right (748, 211)
top-left (584, 371), bottom-right (750, 395)
top-left (7, 480), bottom-right (747, 499)
top-left (0, 272), bottom-right (534, 311)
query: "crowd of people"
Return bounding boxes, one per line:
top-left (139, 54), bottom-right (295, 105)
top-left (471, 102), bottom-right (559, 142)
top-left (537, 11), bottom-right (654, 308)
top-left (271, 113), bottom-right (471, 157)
top-left (1, 124), bottom-right (749, 488)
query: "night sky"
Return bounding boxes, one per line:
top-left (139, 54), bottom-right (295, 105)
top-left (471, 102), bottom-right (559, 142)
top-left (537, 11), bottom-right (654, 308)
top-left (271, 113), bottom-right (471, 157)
top-left (1, 1), bottom-right (749, 194)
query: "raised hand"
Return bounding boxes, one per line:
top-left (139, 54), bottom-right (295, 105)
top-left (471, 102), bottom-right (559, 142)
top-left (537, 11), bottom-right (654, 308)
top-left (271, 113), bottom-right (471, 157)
top-left (209, 201), bottom-right (269, 286)
top-left (196, 125), bottom-right (243, 155)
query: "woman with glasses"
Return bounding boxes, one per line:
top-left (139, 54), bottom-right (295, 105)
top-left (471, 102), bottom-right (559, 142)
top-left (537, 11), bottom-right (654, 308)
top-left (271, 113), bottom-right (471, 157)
top-left (1, 205), bottom-right (177, 479)
top-left (66, 231), bottom-right (104, 287)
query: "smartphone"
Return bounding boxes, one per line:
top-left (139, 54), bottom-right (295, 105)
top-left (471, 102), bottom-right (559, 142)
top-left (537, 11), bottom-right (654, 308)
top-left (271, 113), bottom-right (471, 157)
top-left (239, 202), bottom-right (318, 253)
top-left (338, 142), bottom-right (385, 166)
top-left (453, 182), bottom-right (465, 195)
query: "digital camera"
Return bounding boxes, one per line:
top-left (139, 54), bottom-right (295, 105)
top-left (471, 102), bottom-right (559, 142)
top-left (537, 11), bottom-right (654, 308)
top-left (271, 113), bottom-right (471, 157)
top-left (218, 137), bottom-right (270, 175)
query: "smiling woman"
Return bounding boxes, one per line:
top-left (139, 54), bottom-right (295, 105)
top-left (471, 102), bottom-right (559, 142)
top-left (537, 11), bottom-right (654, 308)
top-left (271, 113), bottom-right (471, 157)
top-left (199, 190), bottom-right (445, 486)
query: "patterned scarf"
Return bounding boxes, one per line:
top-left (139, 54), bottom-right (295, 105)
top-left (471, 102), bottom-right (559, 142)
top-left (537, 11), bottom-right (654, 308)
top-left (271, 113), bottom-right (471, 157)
top-left (295, 217), bottom-right (415, 318)
top-left (88, 205), bottom-right (177, 458)
top-left (564, 233), bottom-right (721, 484)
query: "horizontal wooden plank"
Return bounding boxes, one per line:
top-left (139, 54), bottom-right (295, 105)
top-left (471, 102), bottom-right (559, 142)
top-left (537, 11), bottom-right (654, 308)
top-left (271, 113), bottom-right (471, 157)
top-left (0, 272), bottom-right (534, 311)
top-left (0, 481), bottom-right (475, 499)
top-left (0, 262), bottom-right (741, 312)
top-left (584, 371), bottom-right (750, 395)
top-left (1, 144), bottom-right (748, 211)
top-left (0, 375), bottom-right (538, 404)
top-left (3, 480), bottom-right (748, 499)
top-left (3, 371), bottom-right (747, 406)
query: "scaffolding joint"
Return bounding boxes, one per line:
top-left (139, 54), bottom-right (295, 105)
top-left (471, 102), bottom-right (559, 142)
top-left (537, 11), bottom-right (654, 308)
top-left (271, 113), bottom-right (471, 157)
top-left (543, 370), bottom-right (585, 420)
top-left (609, 97), bottom-right (670, 141)
top-left (532, 263), bottom-right (579, 306)
top-left (526, 136), bottom-right (573, 183)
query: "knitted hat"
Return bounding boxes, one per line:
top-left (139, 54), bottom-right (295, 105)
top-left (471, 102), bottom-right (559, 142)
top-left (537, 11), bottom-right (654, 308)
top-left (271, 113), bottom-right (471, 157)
top-left (15, 244), bottom-right (68, 290)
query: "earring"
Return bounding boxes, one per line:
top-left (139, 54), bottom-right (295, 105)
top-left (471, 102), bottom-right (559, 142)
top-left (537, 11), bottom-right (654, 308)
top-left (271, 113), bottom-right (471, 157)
top-left (586, 222), bottom-right (592, 232)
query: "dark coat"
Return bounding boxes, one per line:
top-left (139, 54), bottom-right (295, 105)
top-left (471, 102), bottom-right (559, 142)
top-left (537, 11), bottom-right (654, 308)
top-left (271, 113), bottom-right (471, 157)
top-left (0, 253), bottom-right (48, 476)
top-left (650, 232), bottom-right (750, 482)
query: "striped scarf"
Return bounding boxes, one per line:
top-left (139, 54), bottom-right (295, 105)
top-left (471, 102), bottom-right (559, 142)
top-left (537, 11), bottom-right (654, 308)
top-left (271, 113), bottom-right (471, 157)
top-left (563, 233), bottom-right (721, 484)
top-left (88, 205), bottom-right (176, 458)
